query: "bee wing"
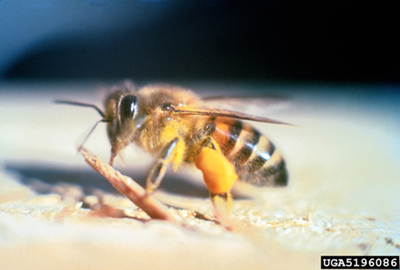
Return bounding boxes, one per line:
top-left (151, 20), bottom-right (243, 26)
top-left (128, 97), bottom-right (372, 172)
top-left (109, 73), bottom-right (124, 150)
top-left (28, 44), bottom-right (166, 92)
top-left (171, 106), bottom-right (292, 125)
top-left (201, 94), bottom-right (290, 116)
top-left (202, 94), bottom-right (288, 103)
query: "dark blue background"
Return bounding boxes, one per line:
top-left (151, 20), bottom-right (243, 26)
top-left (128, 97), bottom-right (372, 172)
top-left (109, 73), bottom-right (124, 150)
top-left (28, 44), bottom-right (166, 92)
top-left (1, 1), bottom-right (399, 83)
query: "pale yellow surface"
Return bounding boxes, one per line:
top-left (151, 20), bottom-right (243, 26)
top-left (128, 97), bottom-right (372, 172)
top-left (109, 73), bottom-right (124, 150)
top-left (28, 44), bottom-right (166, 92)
top-left (0, 81), bottom-right (399, 270)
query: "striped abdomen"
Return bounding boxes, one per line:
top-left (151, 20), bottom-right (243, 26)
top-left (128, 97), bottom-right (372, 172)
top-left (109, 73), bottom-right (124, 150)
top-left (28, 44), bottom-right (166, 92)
top-left (206, 118), bottom-right (288, 187)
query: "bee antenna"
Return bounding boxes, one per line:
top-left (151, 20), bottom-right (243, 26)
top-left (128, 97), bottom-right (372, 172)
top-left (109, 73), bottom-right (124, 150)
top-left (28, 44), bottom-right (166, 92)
top-left (55, 100), bottom-right (107, 119)
top-left (77, 119), bottom-right (110, 151)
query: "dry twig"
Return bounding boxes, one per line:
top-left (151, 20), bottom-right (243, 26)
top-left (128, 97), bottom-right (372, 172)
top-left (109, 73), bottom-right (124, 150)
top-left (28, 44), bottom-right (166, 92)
top-left (81, 148), bottom-right (178, 222)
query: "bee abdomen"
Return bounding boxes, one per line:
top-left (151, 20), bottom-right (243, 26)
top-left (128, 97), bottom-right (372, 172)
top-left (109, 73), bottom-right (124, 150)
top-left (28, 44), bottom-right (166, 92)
top-left (244, 145), bottom-right (288, 187)
top-left (211, 119), bottom-right (288, 187)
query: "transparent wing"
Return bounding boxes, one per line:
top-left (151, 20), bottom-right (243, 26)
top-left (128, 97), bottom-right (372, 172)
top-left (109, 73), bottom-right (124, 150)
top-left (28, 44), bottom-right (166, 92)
top-left (170, 105), bottom-right (292, 125)
top-left (200, 94), bottom-right (291, 117)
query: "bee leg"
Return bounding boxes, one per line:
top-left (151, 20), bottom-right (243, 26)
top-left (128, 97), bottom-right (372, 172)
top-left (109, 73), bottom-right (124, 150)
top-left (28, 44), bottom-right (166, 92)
top-left (195, 137), bottom-right (238, 214)
top-left (146, 138), bottom-right (180, 194)
top-left (199, 136), bottom-right (218, 151)
top-left (210, 192), bottom-right (233, 213)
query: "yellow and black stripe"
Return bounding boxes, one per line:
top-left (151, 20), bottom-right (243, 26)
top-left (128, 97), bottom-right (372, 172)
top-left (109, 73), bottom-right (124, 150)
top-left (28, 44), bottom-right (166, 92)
top-left (208, 118), bottom-right (288, 187)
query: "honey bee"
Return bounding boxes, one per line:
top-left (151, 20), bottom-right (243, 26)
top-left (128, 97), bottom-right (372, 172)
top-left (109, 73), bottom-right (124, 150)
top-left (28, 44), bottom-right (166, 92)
top-left (57, 82), bottom-right (290, 208)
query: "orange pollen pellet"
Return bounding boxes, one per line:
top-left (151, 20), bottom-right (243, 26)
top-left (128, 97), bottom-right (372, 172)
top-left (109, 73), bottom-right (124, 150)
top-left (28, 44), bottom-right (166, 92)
top-left (195, 147), bottom-right (238, 195)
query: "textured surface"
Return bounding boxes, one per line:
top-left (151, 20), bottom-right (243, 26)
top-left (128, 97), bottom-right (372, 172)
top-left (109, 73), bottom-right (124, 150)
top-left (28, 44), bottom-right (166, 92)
top-left (1, 81), bottom-right (399, 269)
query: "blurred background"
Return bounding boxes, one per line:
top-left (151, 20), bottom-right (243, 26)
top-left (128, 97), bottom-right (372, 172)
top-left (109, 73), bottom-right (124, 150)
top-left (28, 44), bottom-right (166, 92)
top-left (1, 1), bottom-right (399, 84)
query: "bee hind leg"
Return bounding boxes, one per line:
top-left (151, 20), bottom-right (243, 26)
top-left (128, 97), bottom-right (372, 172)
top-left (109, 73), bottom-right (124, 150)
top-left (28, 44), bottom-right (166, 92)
top-left (195, 137), bottom-right (238, 214)
top-left (210, 192), bottom-right (233, 214)
top-left (146, 137), bottom-right (180, 194)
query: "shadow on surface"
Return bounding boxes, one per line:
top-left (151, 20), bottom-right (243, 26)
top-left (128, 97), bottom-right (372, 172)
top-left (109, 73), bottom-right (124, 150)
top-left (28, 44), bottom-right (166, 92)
top-left (5, 164), bottom-right (210, 199)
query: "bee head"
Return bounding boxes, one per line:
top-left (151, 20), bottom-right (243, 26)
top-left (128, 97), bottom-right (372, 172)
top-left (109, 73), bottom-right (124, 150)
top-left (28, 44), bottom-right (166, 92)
top-left (105, 91), bottom-right (143, 165)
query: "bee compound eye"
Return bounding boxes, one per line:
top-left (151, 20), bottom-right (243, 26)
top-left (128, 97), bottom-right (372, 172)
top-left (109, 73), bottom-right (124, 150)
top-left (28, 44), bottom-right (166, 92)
top-left (120, 95), bottom-right (138, 123)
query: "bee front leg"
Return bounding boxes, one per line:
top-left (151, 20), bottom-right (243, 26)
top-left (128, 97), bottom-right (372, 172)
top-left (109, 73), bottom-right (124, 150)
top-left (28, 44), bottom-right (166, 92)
top-left (146, 138), bottom-right (180, 194)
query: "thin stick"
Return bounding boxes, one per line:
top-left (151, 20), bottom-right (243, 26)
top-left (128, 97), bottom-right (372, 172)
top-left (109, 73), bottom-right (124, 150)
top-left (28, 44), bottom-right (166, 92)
top-left (80, 148), bottom-right (178, 222)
